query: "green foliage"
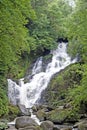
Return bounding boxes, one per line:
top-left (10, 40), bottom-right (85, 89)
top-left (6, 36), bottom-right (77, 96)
top-left (0, 88), bottom-right (8, 117)
top-left (44, 63), bottom-right (82, 107)
top-left (0, 0), bottom-right (34, 78)
top-left (67, 64), bottom-right (87, 112)
top-left (8, 104), bottom-right (20, 120)
top-left (47, 108), bottom-right (70, 122)
top-left (0, 122), bottom-right (8, 130)
top-left (29, 0), bottom-right (72, 54)
top-left (0, 0), bottom-right (87, 119)
top-left (65, 0), bottom-right (87, 115)
top-left (0, 0), bottom-right (35, 117)
top-left (67, 0), bottom-right (87, 63)
top-left (46, 62), bottom-right (87, 116)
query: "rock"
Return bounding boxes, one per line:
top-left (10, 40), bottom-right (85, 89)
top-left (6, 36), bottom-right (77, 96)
top-left (46, 108), bottom-right (69, 124)
top-left (53, 125), bottom-right (72, 130)
top-left (15, 116), bottom-right (38, 129)
top-left (53, 125), bottom-right (60, 130)
top-left (32, 105), bottom-right (38, 112)
top-left (40, 120), bottom-right (54, 130)
top-left (36, 109), bottom-right (46, 121)
top-left (64, 103), bottom-right (71, 109)
top-left (60, 128), bottom-right (72, 130)
top-left (6, 125), bottom-right (17, 130)
top-left (74, 119), bottom-right (87, 130)
top-left (18, 104), bottom-right (31, 116)
top-left (19, 125), bottom-right (41, 130)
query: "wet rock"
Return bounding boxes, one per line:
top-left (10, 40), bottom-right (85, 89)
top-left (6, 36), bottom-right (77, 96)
top-left (15, 116), bottom-right (38, 129)
top-left (53, 125), bottom-right (72, 130)
top-left (60, 128), bottom-right (72, 130)
top-left (40, 120), bottom-right (54, 130)
top-left (32, 104), bottom-right (53, 114)
top-left (6, 125), bottom-right (17, 130)
top-left (18, 104), bottom-right (31, 116)
top-left (53, 125), bottom-right (60, 130)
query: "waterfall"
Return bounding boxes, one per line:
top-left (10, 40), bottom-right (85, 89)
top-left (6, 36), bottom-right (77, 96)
top-left (8, 42), bottom-right (77, 108)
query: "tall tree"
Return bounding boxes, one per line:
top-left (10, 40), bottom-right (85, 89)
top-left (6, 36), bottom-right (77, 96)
top-left (0, 0), bottom-right (35, 79)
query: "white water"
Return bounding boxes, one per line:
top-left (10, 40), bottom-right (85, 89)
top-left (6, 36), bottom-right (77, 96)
top-left (8, 42), bottom-right (77, 108)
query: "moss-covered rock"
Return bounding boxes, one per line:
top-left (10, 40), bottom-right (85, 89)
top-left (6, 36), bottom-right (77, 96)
top-left (19, 125), bottom-right (42, 130)
top-left (15, 116), bottom-right (38, 129)
top-left (39, 63), bottom-right (85, 123)
top-left (40, 63), bottom-right (82, 107)
top-left (46, 108), bottom-right (70, 124)
top-left (40, 120), bottom-right (54, 130)
top-left (36, 109), bottom-right (46, 121)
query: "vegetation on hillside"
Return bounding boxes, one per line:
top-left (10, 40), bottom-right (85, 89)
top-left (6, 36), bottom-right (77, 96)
top-left (43, 0), bottom-right (87, 120)
top-left (0, 0), bottom-right (87, 118)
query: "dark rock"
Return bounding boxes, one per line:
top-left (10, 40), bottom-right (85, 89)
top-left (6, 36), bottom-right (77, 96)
top-left (53, 125), bottom-right (73, 130)
top-left (15, 116), bottom-right (38, 129)
top-left (57, 37), bottom-right (68, 43)
top-left (40, 120), bottom-right (54, 130)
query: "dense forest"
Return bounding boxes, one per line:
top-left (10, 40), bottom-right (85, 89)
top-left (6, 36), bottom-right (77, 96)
top-left (0, 0), bottom-right (87, 122)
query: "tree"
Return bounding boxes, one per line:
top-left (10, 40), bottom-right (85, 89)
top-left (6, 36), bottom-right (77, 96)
top-left (67, 0), bottom-right (87, 62)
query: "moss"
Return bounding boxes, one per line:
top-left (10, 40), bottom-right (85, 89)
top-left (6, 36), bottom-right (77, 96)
top-left (43, 54), bottom-right (52, 61)
top-left (7, 104), bottom-right (20, 120)
top-left (40, 63), bottom-right (86, 123)
top-left (42, 63), bottom-right (83, 107)
top-left (47, 108), bottom-right (70, 123)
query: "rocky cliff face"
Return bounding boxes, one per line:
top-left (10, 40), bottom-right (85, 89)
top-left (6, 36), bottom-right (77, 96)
top-left (39, 63), bottom-right (82, 107)
top-left (38, 63), bottom-right (87, 123)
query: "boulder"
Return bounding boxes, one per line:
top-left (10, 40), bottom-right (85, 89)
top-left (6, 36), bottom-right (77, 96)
top-left (18, 104), bottom-right (31, 116)
top-left (46, 108), bottom-right (69, 124)
top-left (15, 116), bottom-right (38, 129)
top-left (36, 109), bottom-right (46, 121)
top-left (40, 120), bottom-right (54, 130)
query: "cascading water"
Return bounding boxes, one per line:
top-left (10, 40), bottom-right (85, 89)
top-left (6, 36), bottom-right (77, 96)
top-left (8, 42), bottom-right (77, 109)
